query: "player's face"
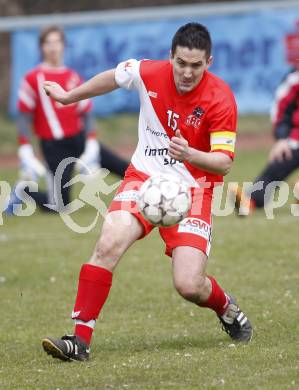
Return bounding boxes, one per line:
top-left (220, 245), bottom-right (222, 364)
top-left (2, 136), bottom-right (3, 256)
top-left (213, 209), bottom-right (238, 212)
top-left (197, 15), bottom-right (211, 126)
top-left (171, 46), bottom-right (212, 94)
top-left (41, 31), bottom-right (64, 66)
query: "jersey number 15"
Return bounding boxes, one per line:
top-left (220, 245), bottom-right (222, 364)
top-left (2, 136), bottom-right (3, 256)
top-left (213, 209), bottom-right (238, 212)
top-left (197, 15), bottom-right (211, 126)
top-left (167, 110), bottom-right (180, 131)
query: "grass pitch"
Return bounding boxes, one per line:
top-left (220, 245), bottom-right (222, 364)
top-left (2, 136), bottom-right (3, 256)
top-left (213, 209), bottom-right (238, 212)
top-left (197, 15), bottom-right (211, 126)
top-left (0, 114), bottom-right (298, 389)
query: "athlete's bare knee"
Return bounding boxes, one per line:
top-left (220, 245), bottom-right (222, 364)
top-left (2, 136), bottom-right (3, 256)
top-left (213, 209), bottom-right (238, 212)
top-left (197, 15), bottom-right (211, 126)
top-left (89, 233), bottom-right (124, 270)
top-left (174, 275), bottom-right (206, 303)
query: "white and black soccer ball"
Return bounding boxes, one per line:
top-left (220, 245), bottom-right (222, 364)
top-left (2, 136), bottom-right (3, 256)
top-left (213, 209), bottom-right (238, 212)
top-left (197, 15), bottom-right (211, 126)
top-left (137, 174), bottom-right (192, 227)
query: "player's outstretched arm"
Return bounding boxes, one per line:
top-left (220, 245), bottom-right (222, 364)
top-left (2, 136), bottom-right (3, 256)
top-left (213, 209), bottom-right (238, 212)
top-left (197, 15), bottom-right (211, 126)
top-left (44, 69), bottom-right (119, 105)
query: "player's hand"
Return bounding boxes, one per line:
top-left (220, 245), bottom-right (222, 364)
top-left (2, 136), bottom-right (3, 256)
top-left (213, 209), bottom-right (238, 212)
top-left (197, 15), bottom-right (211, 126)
top-left (75, 138), bottom-right (101, 174)
top-left (18, 144), bottom-right (46, 181)
top-left (43, 81), bottom-right (71, 105)
top-left (269, 139), bottom-right (292, 163)
top-left (168, 130), bottom-right (191, 161)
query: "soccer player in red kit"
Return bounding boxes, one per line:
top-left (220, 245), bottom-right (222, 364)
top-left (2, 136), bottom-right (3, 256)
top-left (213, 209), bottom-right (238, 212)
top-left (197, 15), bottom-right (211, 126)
top-left (42, 23), bottom-right (253, 361)
top-left (232, 64), bottom-right (299, 215)
top-left (7, 26), bottom-right (128, 213)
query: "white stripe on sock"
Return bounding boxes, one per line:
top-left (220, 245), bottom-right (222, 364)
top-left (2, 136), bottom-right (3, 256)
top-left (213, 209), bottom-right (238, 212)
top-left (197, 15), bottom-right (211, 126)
top-left (75, 319), bottom-right (96, 329)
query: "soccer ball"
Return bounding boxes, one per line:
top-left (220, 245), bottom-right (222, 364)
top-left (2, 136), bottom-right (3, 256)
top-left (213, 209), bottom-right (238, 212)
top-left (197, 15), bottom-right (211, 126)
top-left (137, 174), bottom-right (192, 227)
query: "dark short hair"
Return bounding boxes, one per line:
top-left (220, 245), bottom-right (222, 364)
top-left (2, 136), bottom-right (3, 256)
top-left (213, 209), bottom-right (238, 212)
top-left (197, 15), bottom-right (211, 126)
top-left (39, 25), bottom-right (65, 47)
top-left (171, 23), bottom-right (212, 58)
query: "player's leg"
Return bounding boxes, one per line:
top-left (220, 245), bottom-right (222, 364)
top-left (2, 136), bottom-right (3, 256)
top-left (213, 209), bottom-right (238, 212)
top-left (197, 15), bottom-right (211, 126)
top-left (23, 187), bottom-right (49, 210)
top-left (161, 187), bottom-right (252, 342)
top-left (232, 148), bottom-right (299, 215)
top-left (294, 181), bottom-right (299, 202)
top-left (99, 142), bottom-right (129, 177)
top-left (172, 247), bottom-right (225, 311)
top-left (21, 169), bottom-right (57, 213)
top-left (42, 210), bottom-right (144, 361)
top-left (40, 138), bottom-right (68, 210)
top-left (251, 150), bottom-right (299, 207)
top-left (42, 165), bottom-right (152, 361)
top-left (70, 167), bottom-right (152, 349)
top-left (40, 132), bottom-right (85, 210)
top-left (72, 210), bottom-right (144, 343)
top-left (172, 247), bottom-right (253, 342)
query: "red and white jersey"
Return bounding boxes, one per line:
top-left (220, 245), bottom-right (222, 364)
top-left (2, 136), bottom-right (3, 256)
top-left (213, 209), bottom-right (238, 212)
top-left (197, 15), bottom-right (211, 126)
top-left (18, 64), bottom-right (92, 140)
top-left (115, 59), bottom-right (237, 187)
top-left (270, 69), bottom-right (299, 141)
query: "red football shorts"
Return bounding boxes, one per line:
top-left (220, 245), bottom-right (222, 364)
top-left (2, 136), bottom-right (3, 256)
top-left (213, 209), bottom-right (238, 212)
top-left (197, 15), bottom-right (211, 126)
top-left (108, 164), bottom-right (213, 257)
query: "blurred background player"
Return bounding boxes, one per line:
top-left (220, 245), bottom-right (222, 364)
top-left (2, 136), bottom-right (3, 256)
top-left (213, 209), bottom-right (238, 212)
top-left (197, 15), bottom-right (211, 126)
top-left (41, 22), bottom-right (252, 362)
top-left (232, 30), bottom-right (299, 216)
top-left (6, 25), bottom-right (129, 213)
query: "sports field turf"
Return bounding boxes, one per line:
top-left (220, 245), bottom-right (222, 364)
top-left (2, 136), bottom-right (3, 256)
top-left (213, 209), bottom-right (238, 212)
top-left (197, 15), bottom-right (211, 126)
top-left (0, 114), bottom-right (298, 389)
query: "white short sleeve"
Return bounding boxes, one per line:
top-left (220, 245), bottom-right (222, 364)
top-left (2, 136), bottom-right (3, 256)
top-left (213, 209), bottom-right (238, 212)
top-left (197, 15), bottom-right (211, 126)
top-left (114, 59), bottom-right (141, 90)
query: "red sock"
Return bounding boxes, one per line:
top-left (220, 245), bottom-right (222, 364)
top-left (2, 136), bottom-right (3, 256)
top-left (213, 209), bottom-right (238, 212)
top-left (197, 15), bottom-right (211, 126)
top-left (75, 323), bottom-right (95, 345)
top-left (72, 264), bottom-right (112, 345)
top-left (198, 276), bottom-right (228, 316)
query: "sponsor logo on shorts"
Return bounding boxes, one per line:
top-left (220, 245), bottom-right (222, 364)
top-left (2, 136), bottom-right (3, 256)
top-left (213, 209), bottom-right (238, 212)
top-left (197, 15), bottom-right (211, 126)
top-left (178, 217), bottom-right (210, 239)
top-left (114, 190), bottom-right (139, 202)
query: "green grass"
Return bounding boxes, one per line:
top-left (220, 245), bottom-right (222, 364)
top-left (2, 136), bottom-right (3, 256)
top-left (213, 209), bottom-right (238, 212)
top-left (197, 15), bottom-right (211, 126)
top-left (0, 114), bottom-right (298, 389)
top-left (0, 112), bottom-right (18, 155)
